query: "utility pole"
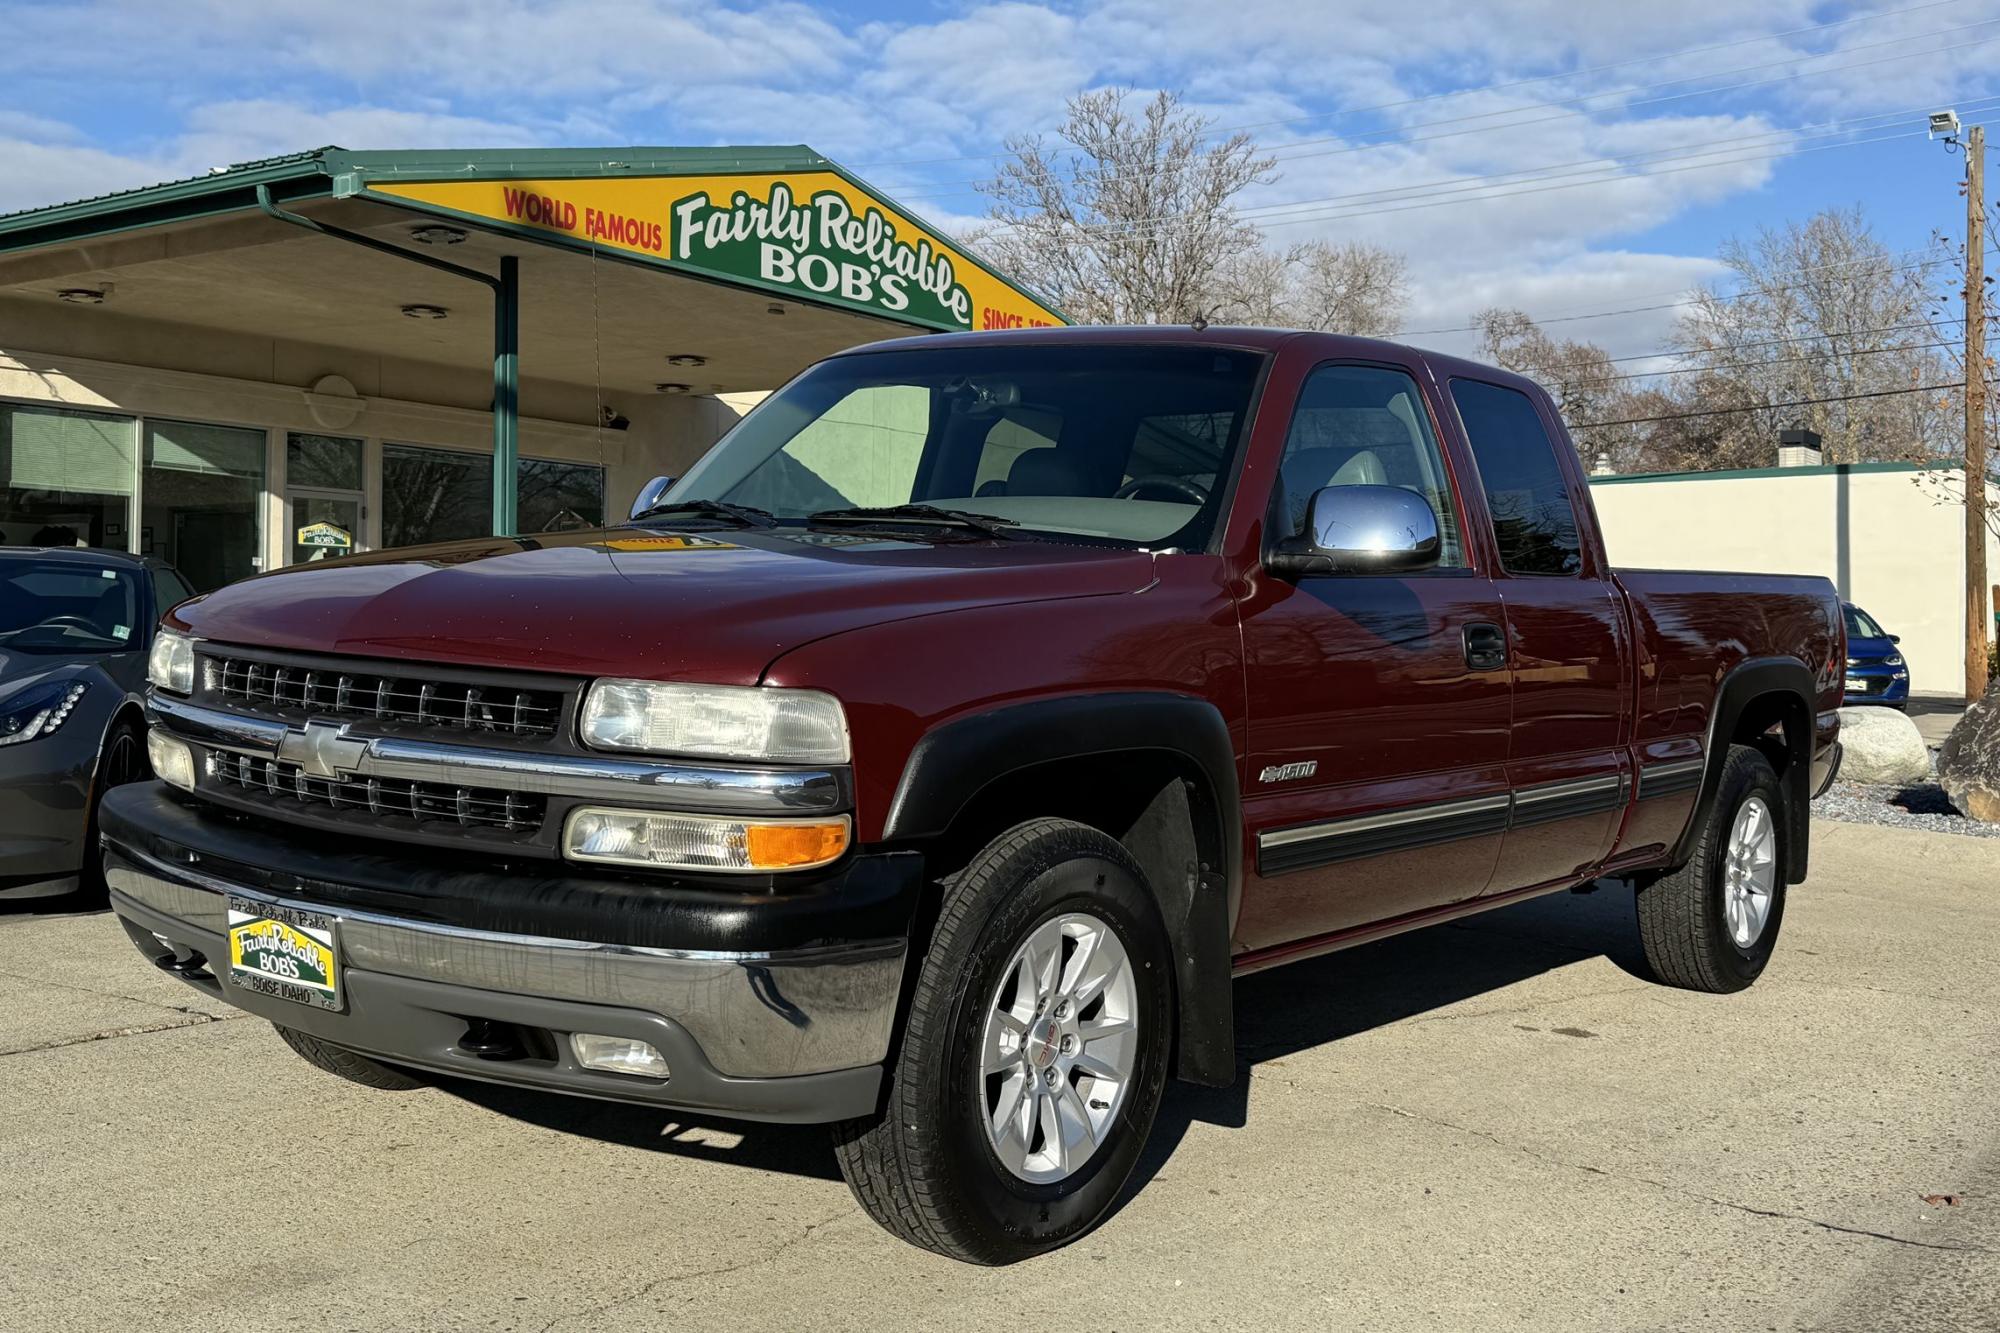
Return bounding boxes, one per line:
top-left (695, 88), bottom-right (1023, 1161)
top-left (1966, 125), bottom-right (1991, 700)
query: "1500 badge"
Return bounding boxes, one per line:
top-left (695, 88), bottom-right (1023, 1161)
top-left (1259, 761), bottom-right (1318, 784)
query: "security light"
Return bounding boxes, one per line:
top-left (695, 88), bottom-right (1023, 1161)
top-left (1930, 109), bottom-right (1961, 139)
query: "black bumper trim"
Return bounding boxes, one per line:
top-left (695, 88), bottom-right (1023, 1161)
top-left (101, 781), bottom-right (925, 955)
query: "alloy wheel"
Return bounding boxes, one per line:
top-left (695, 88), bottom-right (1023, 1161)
top-left (979, 911), bottom-right (1139, 1184)
top-left (1722, 794), bottom-right (1777, 948)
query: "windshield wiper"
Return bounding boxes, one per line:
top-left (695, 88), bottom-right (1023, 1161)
top-left (632, 498), bottom-right (777, 528)
top-left (807, 504), bottom-right (1022, 539)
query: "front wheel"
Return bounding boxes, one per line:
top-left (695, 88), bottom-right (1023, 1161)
top-left (1635, 744), bottom-right (1787, 993)
top-left (833, 818), bottom-right (1174, 1264)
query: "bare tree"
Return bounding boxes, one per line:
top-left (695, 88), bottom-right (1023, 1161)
top-left (1670, 207), bottom-right (1952, 466)
top-left (1474, 308), bottom-right (1672, 470)
top-left (974, 89), bottom-right (1275, 325)
top-left (974, 89), bottom-right (1411, 332)
top-left (1290, 240), bottom-right (1408, 336)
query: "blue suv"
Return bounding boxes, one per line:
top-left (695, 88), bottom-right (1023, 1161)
top-left (1843, 602), bottom-right (1910, 708)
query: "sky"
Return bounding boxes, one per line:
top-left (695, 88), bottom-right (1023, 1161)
top-left (2, 0), bottom-right (1998, 362)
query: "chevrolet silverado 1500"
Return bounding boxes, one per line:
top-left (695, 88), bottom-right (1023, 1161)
top-left (106, 327), bottom-right (1843, 1263)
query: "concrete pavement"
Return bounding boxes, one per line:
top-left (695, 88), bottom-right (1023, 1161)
top-left (2, 819), bottom-right (1995, 1332)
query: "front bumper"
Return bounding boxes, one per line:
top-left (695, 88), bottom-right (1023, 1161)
top-left (101, 782), bottom-right (922, 1123)
top-left (1842, 666), bottom-right (1910, 705)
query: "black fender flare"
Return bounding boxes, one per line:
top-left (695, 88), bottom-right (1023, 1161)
top-left (1677, 656), bottom-right (1817, 883)
top-left (883, 692), bottom-right (1242, 1087)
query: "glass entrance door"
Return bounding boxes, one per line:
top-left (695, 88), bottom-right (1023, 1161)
top-left (286, 489), bottom-right (362, 566)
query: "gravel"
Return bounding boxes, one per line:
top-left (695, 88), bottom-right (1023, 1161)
top-left (1811, 750), bottom-right (2000, 838)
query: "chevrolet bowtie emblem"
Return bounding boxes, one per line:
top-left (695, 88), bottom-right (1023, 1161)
top-left (278, 719), bottom-right (368, 779)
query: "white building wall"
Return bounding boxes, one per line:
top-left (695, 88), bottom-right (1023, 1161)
top-left (1589, 464), bottom-right (2000, 698)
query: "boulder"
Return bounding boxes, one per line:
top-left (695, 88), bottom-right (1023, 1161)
top-left (1836, 706), bottom-right (1932, 786)
top-left (1937, 685), bottom-right (2000, 823)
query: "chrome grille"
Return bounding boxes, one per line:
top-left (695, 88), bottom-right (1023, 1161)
top-left (206, 654), bottom-right (562, 737)
top-left (205, 752), bottom-right (546, 833)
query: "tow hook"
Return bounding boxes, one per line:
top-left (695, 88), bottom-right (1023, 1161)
top-left (457, 1019), bottom-right (526, 1060)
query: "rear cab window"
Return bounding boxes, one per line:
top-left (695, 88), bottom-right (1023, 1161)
top-left (1448, 379), bottom-right (1584, 576)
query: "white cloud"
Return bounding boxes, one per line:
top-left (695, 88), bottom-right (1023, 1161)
top-left (7, 0), bottom-right (1998, 357)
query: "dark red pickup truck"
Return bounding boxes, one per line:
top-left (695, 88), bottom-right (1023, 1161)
top-left (108, 327), bottom-right (1843, 1263)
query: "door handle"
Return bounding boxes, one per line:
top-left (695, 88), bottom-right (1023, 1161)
top-left (1464, 621), bottom-right (1507, 671)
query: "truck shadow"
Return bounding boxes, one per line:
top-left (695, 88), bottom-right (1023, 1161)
top-left (433, 885), bottom-right (1650, 1201)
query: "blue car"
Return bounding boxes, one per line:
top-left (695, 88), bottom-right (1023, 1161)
top-left (1842, 602), bottom-right (1910, 709)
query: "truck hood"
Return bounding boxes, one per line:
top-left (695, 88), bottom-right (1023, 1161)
top-left (172, 526), bottom-right (1157, 684)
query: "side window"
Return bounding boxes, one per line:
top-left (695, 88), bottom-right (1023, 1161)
top-left (1449, 379), bottom-right (1583, 576)
top-left (1275, 364), bottom-right (1465, 568)
top-left (152, 567), bottom-right (193, 621)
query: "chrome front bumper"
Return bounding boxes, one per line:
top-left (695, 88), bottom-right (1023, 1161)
top-left (107, 842), bottom-right (907, 1122)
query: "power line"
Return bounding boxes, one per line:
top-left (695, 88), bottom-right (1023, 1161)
top-left (1571, 380), bottom-right (1964, 428)
top-left (1209, 98), bottom-right (2000, 225)
top-left (1569, 337), bottom-right (1964, 387)
top-left (993, 108), bottom-right (1995, 248)
top-left (1395, 240), bottom-right (1967, 339)
top-left (889, 19), bottom-right (2000, 204)
top-left (1593, 318), bottom-right (1959, 365)
top-left (855, 0), bottom-right (1962, 174)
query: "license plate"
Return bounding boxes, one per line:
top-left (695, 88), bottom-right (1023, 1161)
top-left (226, 897), bottom-right (342, 1011)
top-left (1845, 678), bottom-right (1869, 694)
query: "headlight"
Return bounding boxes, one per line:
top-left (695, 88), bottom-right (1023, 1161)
top-left (563, 807), bottom-right (850, 872)
top-left (147, 629), bottom-right (195, 695)
top-left (580, 680), bottom-right (849, 763)
top-left (0, 680), bottom-right (88, 747)
top-left (1884, 653), bottom-right (1903, 667)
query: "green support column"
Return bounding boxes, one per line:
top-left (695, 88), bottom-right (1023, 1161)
top-left (492, 254), bottom-right (519, 536)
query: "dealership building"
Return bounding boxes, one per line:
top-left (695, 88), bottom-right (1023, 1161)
top-left (0, 145), bottom-right (1062, 590)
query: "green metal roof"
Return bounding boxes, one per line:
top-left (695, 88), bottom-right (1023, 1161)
top-left (0, 144), bottom-right (836, 255)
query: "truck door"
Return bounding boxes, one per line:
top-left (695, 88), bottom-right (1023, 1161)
top-left (1445, 378), bottom-right (1631, 892)
top-left (1235, 361), bottom-right (1512, 951)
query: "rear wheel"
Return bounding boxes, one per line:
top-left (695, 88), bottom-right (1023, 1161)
top-left (1635, 744), bottom-right (1787, 993)
top-left (833, 818), bottom-right (1173, 1264)
top-left (272, 1025), bottom-right (426, 1091)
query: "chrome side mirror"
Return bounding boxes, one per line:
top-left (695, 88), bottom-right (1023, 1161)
top-left (1269, 484), bottom-right (1441, 576)
top-left (629, 475), bottom-right (678, 520)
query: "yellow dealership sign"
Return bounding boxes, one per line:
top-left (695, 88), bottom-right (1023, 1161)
top-left (372, 172), bottom-right (1064, 334)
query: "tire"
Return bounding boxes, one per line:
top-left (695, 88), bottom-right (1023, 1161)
top-left (833, 818), bottom-right (1174, 1264)
top-left (1635, 744), bottom-right (1787, 993)
top-left (273, 1024), bottom-right (426, 1091)
top-left (74, 716), bottom-right (150, 906)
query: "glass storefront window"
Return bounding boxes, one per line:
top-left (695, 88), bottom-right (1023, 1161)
top-left (520, 458), bottom-right (607, 533)
top-left (287, 433), bottom-right (363, 490)
top-left (384, 444), bottom-right (605, 547)
top-left (0, 405), bottom-right (137, 550)
top-left (143, 419), bottom-right (266, 592)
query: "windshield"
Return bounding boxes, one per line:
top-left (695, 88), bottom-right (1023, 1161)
top-left (670, 344), bottom-right (1266, 549)
top-left (0, 559), bottom-right (142, 653)
top-left (1844, 604), bottom-right (1887, 639)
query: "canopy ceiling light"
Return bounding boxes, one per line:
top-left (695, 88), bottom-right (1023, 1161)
top-left (400, 303), bottom-right (449, 320)
top-left (664, 353), bottom-right (708, 367)
top-left (655, 382), bottom-right (693, 395)
top-left (409, 225), bottom-right (468, 245)
top-left (56, 287), bottom-right (106, 304)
